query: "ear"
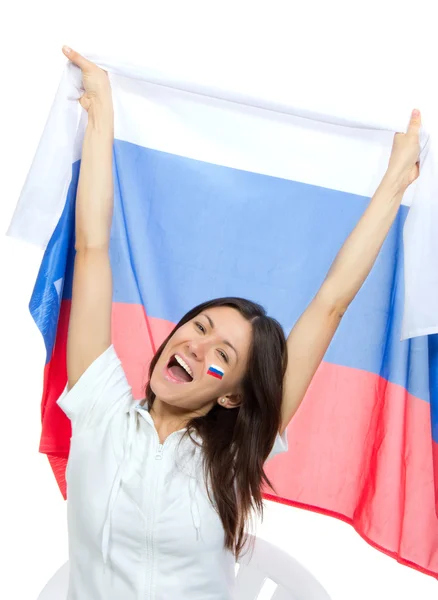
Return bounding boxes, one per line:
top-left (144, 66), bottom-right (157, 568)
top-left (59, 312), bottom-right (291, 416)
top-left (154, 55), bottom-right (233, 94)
top-left (217, 393), bottom-right (242, 409)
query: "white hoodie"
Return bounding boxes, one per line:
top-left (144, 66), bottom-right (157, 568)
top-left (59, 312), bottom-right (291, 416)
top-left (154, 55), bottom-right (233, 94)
top-left (57, 344), bottom-right (288, 599)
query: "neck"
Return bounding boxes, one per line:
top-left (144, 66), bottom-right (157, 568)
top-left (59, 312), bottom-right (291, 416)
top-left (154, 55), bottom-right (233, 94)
top-left (150, 398), bottom-right (188, 433)
top-left (148, 397), bottom-right (213, 442)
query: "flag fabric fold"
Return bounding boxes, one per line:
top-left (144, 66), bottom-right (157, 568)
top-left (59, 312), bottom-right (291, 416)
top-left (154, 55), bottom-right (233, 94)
top-left (7, 54), bottom-right (438, 577)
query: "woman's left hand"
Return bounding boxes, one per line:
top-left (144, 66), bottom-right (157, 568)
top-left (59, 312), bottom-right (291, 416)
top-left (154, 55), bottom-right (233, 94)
top-left (386, 109), bottom-right (421, 193)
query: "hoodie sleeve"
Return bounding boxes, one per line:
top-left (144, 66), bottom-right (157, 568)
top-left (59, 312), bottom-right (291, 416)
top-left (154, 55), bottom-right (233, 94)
top-left (57, 344), bottom-right (133, 435)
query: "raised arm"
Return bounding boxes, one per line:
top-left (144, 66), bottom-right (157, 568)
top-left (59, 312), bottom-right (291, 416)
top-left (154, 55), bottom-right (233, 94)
top-left (62, 47), bottom-right (115, 390)
top-left (280, 110), bottom-right (422, 434)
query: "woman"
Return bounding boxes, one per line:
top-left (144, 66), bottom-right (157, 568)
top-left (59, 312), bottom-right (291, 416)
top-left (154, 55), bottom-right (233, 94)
top-left (59, 45), bottom-right (421, 600)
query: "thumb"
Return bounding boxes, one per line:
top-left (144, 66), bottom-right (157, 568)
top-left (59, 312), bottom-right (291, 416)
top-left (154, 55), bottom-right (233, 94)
top-left (407, 108), bottom-right (421, 135)
top-left (62, 46), bottom-right (93, 72)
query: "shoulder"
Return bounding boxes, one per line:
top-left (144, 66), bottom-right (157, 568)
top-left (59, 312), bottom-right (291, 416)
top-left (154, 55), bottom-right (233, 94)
top-left (57, 344), bottom-right (134, 433)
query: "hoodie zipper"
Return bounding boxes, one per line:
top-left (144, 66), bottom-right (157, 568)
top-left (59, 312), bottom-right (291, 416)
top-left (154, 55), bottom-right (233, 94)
top-left (136, 404), bottom-right (188, 599)
top-left (148, 432), bottom-right (180, 599)
top-left (155, 443), bottom-right (164, 460)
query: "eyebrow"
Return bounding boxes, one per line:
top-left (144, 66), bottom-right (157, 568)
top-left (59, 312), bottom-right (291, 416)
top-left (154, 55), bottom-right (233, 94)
top-left (201, 313), bottom-right (239, 360)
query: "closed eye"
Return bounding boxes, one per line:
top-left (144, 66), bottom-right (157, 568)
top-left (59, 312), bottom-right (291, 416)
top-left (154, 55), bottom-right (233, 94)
top-left (195, 322), bottom-right (206, 334)
top-left (217, 349), bottom-right (229, 364)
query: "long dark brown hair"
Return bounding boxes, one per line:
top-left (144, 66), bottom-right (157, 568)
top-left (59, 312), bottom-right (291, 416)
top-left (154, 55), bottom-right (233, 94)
top-left (145, 297), bottom-right (287, 557)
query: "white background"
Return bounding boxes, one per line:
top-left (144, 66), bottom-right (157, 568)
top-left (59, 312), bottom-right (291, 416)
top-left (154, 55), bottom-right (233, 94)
top-left (1, 0), bottom-right (437, 598)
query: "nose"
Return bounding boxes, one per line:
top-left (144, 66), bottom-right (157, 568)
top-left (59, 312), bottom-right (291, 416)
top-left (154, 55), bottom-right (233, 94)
top-left (186, 337), bottom-right (210, 361)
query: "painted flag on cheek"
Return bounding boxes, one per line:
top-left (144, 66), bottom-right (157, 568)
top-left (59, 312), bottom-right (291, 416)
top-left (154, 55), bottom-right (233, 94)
top-left (207, 365), bottom-right (225, 380)
top-left (7, 55), bottom-right (438, 578)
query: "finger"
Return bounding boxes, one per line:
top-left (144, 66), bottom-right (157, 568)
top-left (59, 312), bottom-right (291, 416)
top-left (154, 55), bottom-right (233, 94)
top-left (62, 46), bottom-right (94, 72)
top-left (407, 108), bottom-right (421, 134)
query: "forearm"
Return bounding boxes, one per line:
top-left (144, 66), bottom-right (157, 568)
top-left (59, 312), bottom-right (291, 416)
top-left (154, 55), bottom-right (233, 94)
top-left (75, 101), bottom-right (114, 250)
top-left (320, 172), bottom-right (405, 313)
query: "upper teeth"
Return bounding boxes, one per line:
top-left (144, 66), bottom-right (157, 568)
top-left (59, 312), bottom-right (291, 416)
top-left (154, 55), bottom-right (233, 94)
top-left (175, 355), bottom-right (193, 378)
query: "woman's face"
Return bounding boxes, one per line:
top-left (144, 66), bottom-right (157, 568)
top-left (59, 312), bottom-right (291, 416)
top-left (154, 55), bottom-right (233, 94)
top-left (150, 306), bottom-right (253, 414)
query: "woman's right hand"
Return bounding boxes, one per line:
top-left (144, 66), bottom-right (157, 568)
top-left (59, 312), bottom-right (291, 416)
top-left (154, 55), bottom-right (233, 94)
top-left (62, 46), bottom-right (112, 113)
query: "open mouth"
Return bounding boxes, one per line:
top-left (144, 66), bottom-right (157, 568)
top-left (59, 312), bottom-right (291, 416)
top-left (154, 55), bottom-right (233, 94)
top-left (165, 354), bottom-right (194, 383)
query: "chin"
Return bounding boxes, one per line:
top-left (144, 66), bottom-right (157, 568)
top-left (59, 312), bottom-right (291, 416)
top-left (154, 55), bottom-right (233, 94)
top-left (149, 367), bottom-right (187, 404)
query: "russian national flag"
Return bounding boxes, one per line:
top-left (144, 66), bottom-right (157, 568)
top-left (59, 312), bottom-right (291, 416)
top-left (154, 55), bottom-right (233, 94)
top-left (7, 55), bottom-right (438, 578)
top-left (207, 365), bottom-right (225, 380)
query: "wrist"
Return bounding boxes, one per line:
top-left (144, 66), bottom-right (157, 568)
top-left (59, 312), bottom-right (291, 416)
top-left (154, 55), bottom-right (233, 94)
top-left (87, 99), bottom-right (114, 134)
top-left (381, 169), bottom-right (407, 198)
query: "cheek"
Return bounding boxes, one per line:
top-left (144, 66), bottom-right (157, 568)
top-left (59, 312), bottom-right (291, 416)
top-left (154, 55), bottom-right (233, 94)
top-left (204, 369), bottom-right (239, 394)
top-left (148, 369), bottom-right (165, 398)
top-left (204, 372), bottom-right (224, 389)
